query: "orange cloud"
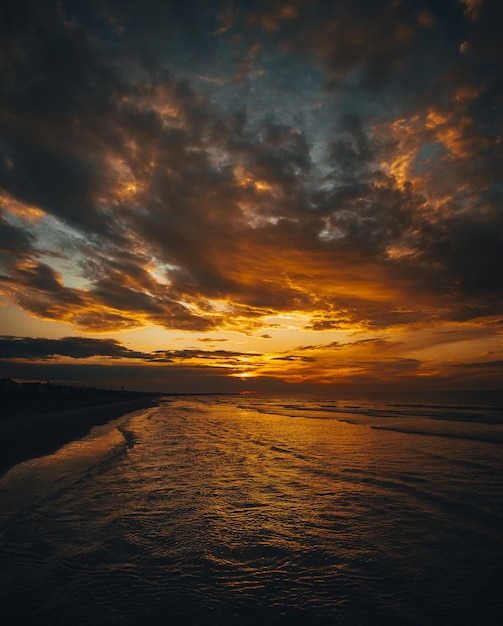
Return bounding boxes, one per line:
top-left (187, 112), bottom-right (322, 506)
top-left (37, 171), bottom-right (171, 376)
top-left (460, 0), bottom-right (485, 19)
top-left (0, 194), bottom-right (46, 222)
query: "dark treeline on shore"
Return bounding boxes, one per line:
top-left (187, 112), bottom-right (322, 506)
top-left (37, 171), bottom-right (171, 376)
top-left (0, 379), bottom-right (161, 475)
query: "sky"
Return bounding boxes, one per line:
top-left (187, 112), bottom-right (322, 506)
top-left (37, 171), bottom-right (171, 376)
top-left (0, 0), bottom-right (502, 394)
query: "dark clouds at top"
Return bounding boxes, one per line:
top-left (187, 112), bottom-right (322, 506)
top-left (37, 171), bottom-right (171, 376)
top-left (0, 0), bottom-right (502, 341)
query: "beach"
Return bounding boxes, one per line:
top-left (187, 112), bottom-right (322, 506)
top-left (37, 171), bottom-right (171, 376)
top-left (1, 393), bottom-right (502, 625)
top-left (0, 383), bottom-right (159, 475)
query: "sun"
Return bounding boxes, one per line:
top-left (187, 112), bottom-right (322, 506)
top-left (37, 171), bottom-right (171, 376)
top-left (230, 370), bottom-right (256, 381)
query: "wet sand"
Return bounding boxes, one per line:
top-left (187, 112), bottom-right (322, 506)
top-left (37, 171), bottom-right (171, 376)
top-left (0, 395), bottom-right (159, 475)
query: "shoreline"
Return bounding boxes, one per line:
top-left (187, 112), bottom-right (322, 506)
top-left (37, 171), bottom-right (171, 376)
top-left (0, 395), bottom-right (160, 476)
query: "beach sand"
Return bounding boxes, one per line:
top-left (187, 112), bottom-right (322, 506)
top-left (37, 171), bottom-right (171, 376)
top-left (0, 395), bottom-right (159, 475)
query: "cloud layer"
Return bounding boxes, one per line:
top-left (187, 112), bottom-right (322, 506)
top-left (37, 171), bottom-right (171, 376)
top-left (1, 0), bottom-right (502, 389)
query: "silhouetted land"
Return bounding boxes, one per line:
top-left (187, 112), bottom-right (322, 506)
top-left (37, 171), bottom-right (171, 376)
top-left (0, 379), bottom-right (161, 475)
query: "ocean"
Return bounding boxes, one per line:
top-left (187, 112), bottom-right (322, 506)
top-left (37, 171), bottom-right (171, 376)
top-left (1, 392), bottom-right (502, 625)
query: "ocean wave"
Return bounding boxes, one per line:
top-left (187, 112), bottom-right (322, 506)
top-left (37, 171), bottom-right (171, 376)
top-left (2, 396), bottom-right (502, 625)
top-left (370, 424), bottom-right (503, 445)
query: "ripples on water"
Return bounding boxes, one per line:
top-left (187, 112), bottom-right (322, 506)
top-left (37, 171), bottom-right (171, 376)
top-left (1, 393), bottom-right (502, 625)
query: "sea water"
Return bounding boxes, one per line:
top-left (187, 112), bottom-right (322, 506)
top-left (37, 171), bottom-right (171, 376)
top-left (1, 392), bottom-right (502, 625)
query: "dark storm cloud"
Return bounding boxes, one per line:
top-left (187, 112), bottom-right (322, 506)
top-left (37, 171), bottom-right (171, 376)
top-left (0, 336), bottom-right (263, 368)
top-left (246, 0), bottom-right (462, 102)
top-left (198, 337), bottom-right (229, 342)
top-left (349, 357), bottom-right (422, 377)
top-left (0, 336), bottom-right (149, 360)
top-left (272, 355), bottom-right (316, 363)
top-left (304, 318), bottom-right (351, 331)
top-left (452, 359), bottom-right (503, 369)
top-left (431, 217), bottom-right (503, 296)
top-left (0, 1), bottom-right (126, 237)
top-left (0, 212), bottom-right (34, 257)
top-left (152, 348), bottom-right (260, 364)
top-left (85, 255), bottom-right (217, 330)
top-left (296, 337), bottom-right (395, 353)
top-left (385, 211), bottom-right (503, 316)
top-left (0, 0), bottom-right (502, 337)
top-left (445, 356), bottom-right (503, 388)
top-left (4, 261), bottom-right (90, 327)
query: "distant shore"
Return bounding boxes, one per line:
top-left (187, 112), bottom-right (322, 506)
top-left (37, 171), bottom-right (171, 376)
top-left (0, 381), bottom-right (161, 475)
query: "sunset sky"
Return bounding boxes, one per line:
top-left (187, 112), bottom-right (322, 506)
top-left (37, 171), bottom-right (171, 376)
top-left (1, 0), bottom-right (502, 393)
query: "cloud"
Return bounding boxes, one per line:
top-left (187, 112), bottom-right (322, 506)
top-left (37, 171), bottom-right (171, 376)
top-left (0, 211), bottom-right (35, 258)
top-left (0, 0), bottom-right (501, 355)
top-left (198, 337), bottom-right (229, 342)
top-left (0, 336), bottom-right (148, 360)
top-left (452, 359), bottom-right (503, 369)
top-left (0, 335), bottom-right (266, 366)
top-left (272, 355), bottom-right (316, 363)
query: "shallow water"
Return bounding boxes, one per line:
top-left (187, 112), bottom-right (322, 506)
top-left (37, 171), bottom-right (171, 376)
top-left (1, 393), bottom-right (502, 624)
